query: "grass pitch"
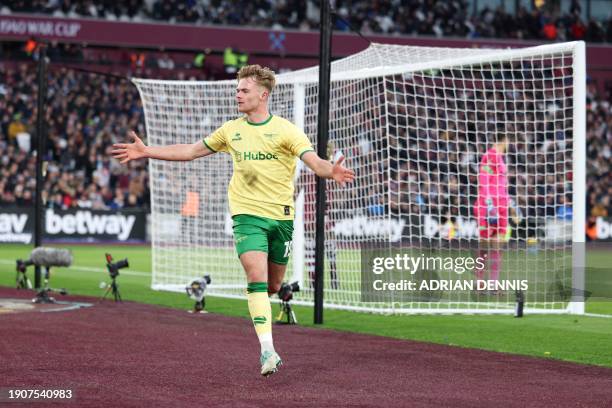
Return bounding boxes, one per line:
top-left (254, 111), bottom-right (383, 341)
top-left (1, 243), bottom-right (611, 367)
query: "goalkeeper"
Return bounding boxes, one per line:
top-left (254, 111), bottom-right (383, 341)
top-left (475, 133), bottom-right (510, 242)
top-left (473, 133), bottom-right (519, 283)
top-left (111, 65), bottom-right (355, 377)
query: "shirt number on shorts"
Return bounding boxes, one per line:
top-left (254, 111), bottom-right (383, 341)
top-left (284, 241), bottom-right (293, 257)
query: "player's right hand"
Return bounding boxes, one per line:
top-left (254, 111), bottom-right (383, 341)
top-left (331, 156), bottom-right (355, 187)
top-left (111, 131), bottom-right (147, 164)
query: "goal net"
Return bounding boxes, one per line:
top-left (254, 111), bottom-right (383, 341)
top-left (133, 41), bottom-right (585, 314)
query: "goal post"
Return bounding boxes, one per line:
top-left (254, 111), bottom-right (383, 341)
top-left (134, 41), bottom-right (586, 315)
top-left (570, 41), bottom-right (586, 315)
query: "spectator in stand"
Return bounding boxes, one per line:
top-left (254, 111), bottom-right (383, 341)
top-left (0, 8), bottom-right (610, 229)
top-left (542, 18), bottom-right (559, 40)
top-left (193, 48), bottom-right (212, 72)
top-left (591, 197), bottom-right (609, 218)
top-left (8, 113), bottom-right (27, 142)
top-left (4, 1), bottom-right (611, 43)
top-left (157, 52), bottom-right (175, 70)
top-left (0, 66), bottom-right (150, 210)
top-left (224, 46), bottom-right (239, 74)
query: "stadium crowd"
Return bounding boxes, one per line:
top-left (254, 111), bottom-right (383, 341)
top-left (395, 77), bottom-right (612, 225)
top-left (0, 63), bottom-right (611, 223)
top-left (320, 68), bottom-right (611, 228)
top-left (0, 0), bottom-right (611, 224)
top-left (2, 0), bottom-right (611, 43)
top-left (0, 64), bottom-right (149, 210)
top-left (586, 82), bottom-right (612, 219)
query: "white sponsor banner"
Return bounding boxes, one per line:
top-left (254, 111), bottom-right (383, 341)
top-left (595, 217), bottom-right (612, 240)
top-left (0, 211), bottom-right (32, 243)
top-left (45, 210), bottom-right (136, 241)
top-left (545, 219), bottom-right (572, 243)
top-left (423, 215), bottom-right (479, 240)
top-left (0, 208), bottom-right (146, 243)
top-left (333, 216), bottom-right (405, 242)
top-left (331, 215), bottom-right (479, 241)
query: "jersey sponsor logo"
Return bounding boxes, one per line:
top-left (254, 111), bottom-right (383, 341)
top-left (231, 132), bottom-right (242, 141)
top-left (238, 151), bottom-right (279, 161)
top-left (263, 133), bottom-right (278, 138)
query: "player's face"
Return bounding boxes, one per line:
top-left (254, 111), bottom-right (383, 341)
top-left (236, 77), bottom-right (267, 113)
top-left (496, 139), bottom-right (508, 154)
top-left (500, 140), bottom-right (508, 153)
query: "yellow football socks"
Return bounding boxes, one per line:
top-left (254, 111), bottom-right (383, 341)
top-left (247, 282), bottom-right (274, 353)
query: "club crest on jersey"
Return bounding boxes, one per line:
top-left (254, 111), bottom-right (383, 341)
top-left (231, 133), bottom-right (242, 141)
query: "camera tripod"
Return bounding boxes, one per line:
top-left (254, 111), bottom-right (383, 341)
top-left (32, 267), bottom-right (67, 304)
top-left (16, 269), bottom-right (32, 289)
top-left (100, 276), bottom-right (122, 302)
top-left (189, 298), bottom-right (208, 314)
top-left (275, 301), bottom-right (297, 325)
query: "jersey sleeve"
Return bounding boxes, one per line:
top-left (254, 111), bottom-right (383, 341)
top-left (285, 125), bottom-right (314, 159)
top-left (203, 122), bottom-right (229, 153)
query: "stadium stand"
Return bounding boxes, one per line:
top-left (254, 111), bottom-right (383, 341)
top-left (0, 64), bottom-right (149, 209)
top-left (0, 2), bottom-right (610, 220)
top-left (383, 78), bottom-right (610, 223)
top-left (0, 60), bottom-right (610, 219)
top-left (2, 0), bottom-right (610, 42)
top-left (586, 81), bottom-right (612, 219)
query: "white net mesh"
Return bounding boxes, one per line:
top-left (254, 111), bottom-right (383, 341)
top-left (134, 41), bottom-right (584, 314)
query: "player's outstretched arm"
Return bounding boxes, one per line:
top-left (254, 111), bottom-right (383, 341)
top-left (111, 131), bottom-right (214, 164)
top-left (301, 152), bottom-right (355, 187)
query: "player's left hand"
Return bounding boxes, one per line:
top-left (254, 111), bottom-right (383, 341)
top-left (331, 156), bottom-right (355, 187)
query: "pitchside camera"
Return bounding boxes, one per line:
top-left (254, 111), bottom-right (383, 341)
top-left (16, 259), bottom-right (34, 273)
top-left (106, 253), bottom-right (129, 278)
top-left (27, 247), bottom-right (73, 303)
top-left (186, 275), bottom-right (212, 313)
top-left (278, 281), bottom-right (300, 302)
top-left (15, 259), bottom-right (34, 289)
top-left (276, 281), bottom-right (300, 325)
top-left (101, 253), bottom-right (128, 302)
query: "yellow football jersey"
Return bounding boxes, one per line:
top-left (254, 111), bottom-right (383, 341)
top-left (203, 114), bottom-right (314, 220)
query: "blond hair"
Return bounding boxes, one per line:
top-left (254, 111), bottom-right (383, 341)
top-left (237, 64), bottom-right (276, 93)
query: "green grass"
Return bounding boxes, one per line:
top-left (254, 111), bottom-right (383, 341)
top-left (1, 243), bottom-right (611, 368)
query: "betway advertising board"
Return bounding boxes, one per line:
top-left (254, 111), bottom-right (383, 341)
top-left (591, 217), bottom-right (612, 241)
top-left (0, 208), bottom-right (146, 243)
top-left (331, 215), bottom-right (587, 242)
top-left (332, 215), bottom-right (480, 242)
